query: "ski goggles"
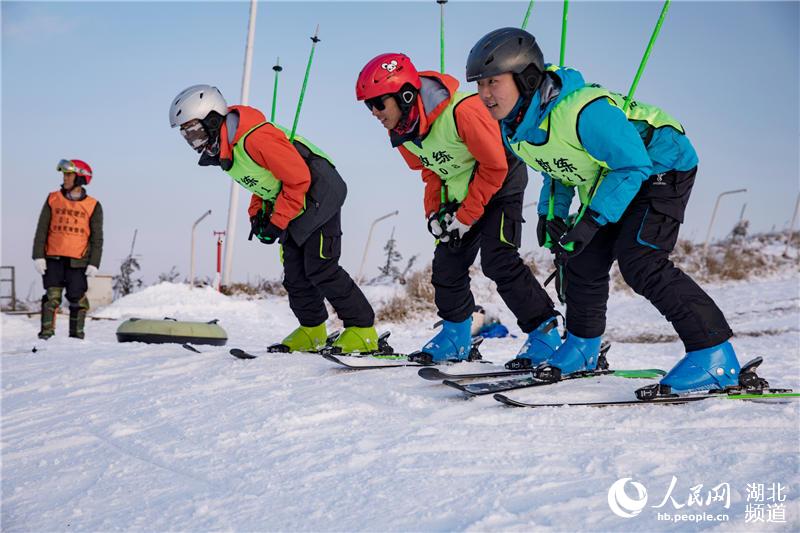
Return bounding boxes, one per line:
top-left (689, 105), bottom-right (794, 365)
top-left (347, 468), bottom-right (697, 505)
top-left (179, 119), bottom-right (210, 152)
top-left (56, 159), bottom-right (77, 174)
top-left (364, 94), bottom-right (393, 112)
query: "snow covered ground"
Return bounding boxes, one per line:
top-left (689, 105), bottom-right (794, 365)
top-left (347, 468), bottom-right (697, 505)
top-left (2, 273), bottom-right (799, 531)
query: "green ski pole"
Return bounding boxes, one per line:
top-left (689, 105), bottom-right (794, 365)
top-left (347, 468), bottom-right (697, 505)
top-left (551, 0), bottom-right (672, 302)
top-left (290, 25), bottom-right (321, 141)
top-left (573, 0), bottom-right (673, 233)
top-left (438, 0), bottom-right (447, 73)
top-left (623, 0), bottom-right (671, 111)
top-left (544, 0), bottom-right (570, 255)
top-left (559, 0), bottom-right (569, 67)
top-left (521, 0), bottom-right (535, 29)
top-left (270, 57), bottom-right (282, 123)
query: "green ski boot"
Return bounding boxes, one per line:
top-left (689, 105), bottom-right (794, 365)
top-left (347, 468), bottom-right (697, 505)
top-left (330, 326), bottom-right (380, 355)
top-left (268, 323), bottom-right (328, 353)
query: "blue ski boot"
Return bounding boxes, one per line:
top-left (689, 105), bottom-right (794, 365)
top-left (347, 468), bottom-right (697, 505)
top-left (409, 318), bottom-right (472, 365)
top-left (505, 317), bottom-right (562, 370)
top-left (636, 341), bottom-right (742, 399)
top-left (534, 332), bottom-right (602, 381)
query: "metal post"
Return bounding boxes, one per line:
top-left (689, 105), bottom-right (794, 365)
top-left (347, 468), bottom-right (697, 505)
top-left (222, 0), bottom-right (258, 288)
top-left (9, 266), bottom-right (15, 312)
top-left (784, 192), bottom-right (800, 257)
top-left (704, 189), bottom-right (746, 257)
top-left (213, 231), bottom-right (226, 291)
top-left (0, 266), bottom-right (16, 311)
top-left (357, 210), bottom-right (399, 282)
top-left (190, 209), bottom-right (212, 289)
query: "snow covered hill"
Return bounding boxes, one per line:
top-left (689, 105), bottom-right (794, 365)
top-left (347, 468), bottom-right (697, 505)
top-left (2, 273), bottom-right (799, 531)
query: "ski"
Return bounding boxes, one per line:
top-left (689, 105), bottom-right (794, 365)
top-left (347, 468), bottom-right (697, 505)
top-left (266, 329), bottom-right (342, 354)
top-left (182, 343), bottom-right (202, 353)
top-left (444, 368), bottom-right (666, 396)
top-left (406, 337), bottom-right (487, 366)
top-left (322, 334), bottom-right (489, 369)
top-left (321, 352), bottom-right (425, 369)
top-left (493, 388), bottom-right (799, 408)
top-left (418, 367), bottom-right (531, 381)
top-left (230, 330), bottom-right (397, 361)
top-left (230, 329), bottom-right (346, 359)
top-left (417, 343), bottom-right (609, 381)
top-left (230, 348), bottom-right (257, 360)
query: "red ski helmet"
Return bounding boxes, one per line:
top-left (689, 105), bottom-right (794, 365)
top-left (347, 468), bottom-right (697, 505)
top-left (57, 159), bottom-right (93, 186)
top-left (356, 53), bottom-right (421, 102)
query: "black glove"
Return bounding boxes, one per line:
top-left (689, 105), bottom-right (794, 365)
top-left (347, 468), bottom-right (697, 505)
top-left (538, 216), bottom-right (569, 249)
top-left (555, 211), bottom-right (601, 258)
top-left (536, 216), bottom-right (548, 247)
top-left (250, 214), bottom-right (283, 245)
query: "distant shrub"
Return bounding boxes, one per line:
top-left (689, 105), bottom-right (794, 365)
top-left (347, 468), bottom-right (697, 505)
top-left (158, 266), bottom-right (181, 283)
top-left (376, 264), bottom-right (435, 322)
top-left (220, 278), bottom-right (287, 297)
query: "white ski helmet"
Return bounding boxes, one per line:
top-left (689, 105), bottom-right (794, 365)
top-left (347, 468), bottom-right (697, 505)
top-left (169, 84), bottom-right (227, 128)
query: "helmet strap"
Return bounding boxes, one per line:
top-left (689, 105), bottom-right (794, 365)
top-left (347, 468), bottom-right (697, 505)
top-left (390, 83), bottom-right (420, 136)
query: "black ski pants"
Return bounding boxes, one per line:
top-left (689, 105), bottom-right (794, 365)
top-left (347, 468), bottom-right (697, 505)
top-left (564, 167), bottom-right (733, 351)
top-left (432, 193), bottom-right (556, 333)
top-left (281, 211), bottom-right (375, 328)
top-left (42, 257), bottom-right (88, 304)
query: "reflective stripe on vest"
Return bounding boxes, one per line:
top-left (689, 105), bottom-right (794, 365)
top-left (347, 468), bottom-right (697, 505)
top-left (402, 92), bottom-right (477, 204)
top-left (508, 84), bottom-right (684, 204)
top-left (224, 122), bottom-right (333, 203)
top-left (45, 191), bottom-right (97, 259)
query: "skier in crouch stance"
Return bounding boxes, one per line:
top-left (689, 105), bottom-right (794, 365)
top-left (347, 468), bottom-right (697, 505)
top-left (32, 159), bottom-right (102, 340)
top-left (466, 28), bottom-right (744, 397)
top-left (170, 85), bottom-right (379, 354)
top-left (356, 53), bottom-right (560, 365)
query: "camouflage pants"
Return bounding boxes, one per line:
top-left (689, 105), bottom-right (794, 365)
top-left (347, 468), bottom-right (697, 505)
top-left (39, 288), bottom-right (90, 339)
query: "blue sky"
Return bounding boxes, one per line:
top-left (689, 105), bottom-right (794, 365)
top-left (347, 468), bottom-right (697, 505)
top-left (2, 1), bottom-right (798, 300)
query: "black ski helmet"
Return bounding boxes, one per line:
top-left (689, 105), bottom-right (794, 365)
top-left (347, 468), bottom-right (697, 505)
top-left (466, 27), bottom-right (545, 96)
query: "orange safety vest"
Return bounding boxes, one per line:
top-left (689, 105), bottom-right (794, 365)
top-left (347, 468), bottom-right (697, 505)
top-left (45, 191), bottom-right (97, 259)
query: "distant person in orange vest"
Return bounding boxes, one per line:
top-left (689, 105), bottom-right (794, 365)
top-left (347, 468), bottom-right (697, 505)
top-left (32, 159), bottom-right (103, 339)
